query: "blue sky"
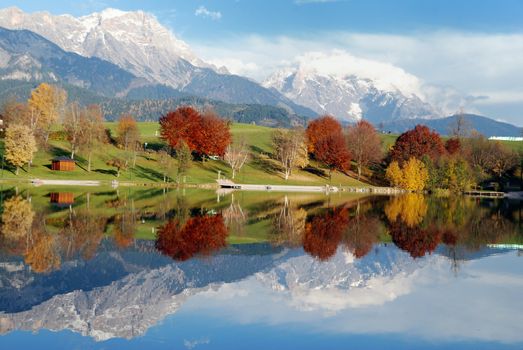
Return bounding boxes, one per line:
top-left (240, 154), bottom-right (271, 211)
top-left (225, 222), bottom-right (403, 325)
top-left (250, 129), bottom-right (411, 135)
top-left (2, 0), bottom-right (523, 125)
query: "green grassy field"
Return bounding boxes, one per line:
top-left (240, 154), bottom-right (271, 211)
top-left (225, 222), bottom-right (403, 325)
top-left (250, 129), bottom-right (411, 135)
top-left (0, 122), bottom-right (368, 187)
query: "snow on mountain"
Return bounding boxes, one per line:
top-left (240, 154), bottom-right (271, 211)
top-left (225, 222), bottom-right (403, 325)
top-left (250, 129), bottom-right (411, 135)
top-left (264, 50), bottom-right (439, 123)
top-left (0, 6), bottom-right (224, 88)
top-left (255, 245), bottom-right (442, 312)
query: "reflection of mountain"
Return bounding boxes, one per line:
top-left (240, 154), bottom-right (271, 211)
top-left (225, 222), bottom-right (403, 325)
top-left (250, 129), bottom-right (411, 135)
top-left (0, 240), bottom-right (516, 342)
top-left (0, 241), bottom-right (293, 340)
top-left (256, 245), bottom-right (434, 312)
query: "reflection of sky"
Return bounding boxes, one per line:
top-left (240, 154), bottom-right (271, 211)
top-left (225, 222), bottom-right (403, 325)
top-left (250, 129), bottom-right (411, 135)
top-left (1, 249), bottom-right (522, 349)
top-left (179, 250), bottom-right (523, 347)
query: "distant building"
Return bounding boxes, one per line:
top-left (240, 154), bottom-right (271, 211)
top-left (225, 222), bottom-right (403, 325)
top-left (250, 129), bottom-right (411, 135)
top-left (51, 157), bottom-right (76, 171)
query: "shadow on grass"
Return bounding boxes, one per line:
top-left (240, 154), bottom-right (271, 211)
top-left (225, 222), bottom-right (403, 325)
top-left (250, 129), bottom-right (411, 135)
top-left (94, 169), bottom-right (118, 177)
top-left (303, 166), bottom-right (328, 179)
top-left (249, 152), bottom-right (280, 176)
top-left (134, 165), bottom-right (165, 182)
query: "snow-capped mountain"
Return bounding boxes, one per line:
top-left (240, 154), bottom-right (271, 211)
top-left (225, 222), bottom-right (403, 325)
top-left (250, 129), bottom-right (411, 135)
top-left (264, 51), bottom-right (439, 123)
top-left (0, 6), bottom-right (219, 88)
top-left (0, 27), bottom-right (142, 96)
top-left (0, 7), bottom-right (316, 116)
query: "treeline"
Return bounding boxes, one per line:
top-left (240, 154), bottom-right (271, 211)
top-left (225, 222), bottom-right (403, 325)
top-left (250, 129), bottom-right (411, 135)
top-left (0, 80), bottom-right (304, 127)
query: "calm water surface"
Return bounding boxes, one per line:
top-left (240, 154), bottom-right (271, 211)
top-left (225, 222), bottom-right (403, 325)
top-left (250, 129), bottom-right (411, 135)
top-left (0, 188), bottom-right (521, 349)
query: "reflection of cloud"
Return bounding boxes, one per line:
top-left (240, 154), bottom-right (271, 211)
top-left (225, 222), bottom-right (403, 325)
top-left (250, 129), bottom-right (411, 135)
top-left (187, 248), bottom-right (523, 344)
top-left (184, 337), bottom-right (210, 349)
top-left (255, 248), bottom-right (429, 312)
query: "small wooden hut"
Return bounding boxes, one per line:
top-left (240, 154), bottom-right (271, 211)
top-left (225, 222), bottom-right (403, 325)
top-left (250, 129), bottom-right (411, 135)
top-left (50, 192), bottom-right (74, 206)
top-left (51, 156), bottom-right (75, 171)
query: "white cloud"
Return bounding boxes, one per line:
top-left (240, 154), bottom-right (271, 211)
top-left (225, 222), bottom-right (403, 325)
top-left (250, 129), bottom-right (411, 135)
top-left (194, 6), bottom-right (222, 20)
top-left (191, 31), bottom-right (523, 124)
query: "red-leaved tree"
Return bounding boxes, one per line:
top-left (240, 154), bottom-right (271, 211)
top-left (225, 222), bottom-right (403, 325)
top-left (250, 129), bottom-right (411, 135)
top-left (303, 208), bottom-right (349, 261)
top-left (159, 106), bottom-right (231, 158)
top-left (389, 125), bottom-right (445, 164)
top-left (306, 115), bottom-right (343, 153)
top-left (315, 133), bottom-right (351, 177)
top-left (159, 106), bottom-right (200, 151)
top-left (306, 115), bottom-right (351, 177)
top-left (155, 214), bottom-right (228, 261)
top-left (445, 138), bottom-right (461, 155)
top-left (194, 110), bottom-right (231, 157)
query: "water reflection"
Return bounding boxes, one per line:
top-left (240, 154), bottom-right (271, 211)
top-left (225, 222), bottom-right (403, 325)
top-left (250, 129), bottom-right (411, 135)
top-left (0, 188), bottom-right (520, 348)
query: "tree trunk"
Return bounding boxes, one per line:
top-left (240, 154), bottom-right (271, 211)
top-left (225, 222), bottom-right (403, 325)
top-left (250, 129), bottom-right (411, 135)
top-left (357, 165), bottom-right (362, 181)
top-left (284, 169), bottom-right (290, 180)
top-left (71, 149), bottom-right (75, 159)
top-left (232, 168), bottom-right (236, 179)
top-left (88, 152), bottom-right (92, 172)
top-left (15, 167), bottom-right (19, 175)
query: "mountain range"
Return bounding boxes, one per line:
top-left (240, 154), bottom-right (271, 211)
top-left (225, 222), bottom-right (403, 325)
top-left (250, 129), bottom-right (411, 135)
top-left (0, 7), bottom-right (315, 117)
top-left (0, 6), bottom-right (520, 135)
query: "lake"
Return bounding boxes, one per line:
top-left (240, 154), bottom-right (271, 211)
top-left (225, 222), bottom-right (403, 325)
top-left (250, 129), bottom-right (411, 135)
top-left (0, 187), bottom-right (521, 349)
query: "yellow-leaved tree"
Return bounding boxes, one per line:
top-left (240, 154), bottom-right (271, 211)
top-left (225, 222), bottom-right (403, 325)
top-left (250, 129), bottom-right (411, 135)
top-left (28, 83), bottom-right (67, 143)
top-left (385, 160), bottom-right (403, 187)
top-left (385, 158), bottom-right (428, 191)
top-left (402, 157), bottom-right (429, 191)
top-left (4, 124), bottom-right (37, 175)
top-left (1, 196), bottom-right (34, 240)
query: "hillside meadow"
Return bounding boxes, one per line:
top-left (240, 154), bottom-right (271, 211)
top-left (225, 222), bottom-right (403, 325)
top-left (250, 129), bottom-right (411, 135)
top-left (0, 122), bottom-right (368, 187)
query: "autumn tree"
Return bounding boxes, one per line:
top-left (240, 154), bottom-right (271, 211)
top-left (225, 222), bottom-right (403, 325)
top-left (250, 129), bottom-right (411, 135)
top-left (194, 109), bottom-right (231, 158)
top-left (156, 214), bottom-right (228, 261)
top-left (303, 208), bottom-right (349, 261)
top-left (1, 98), bottom-right (31, 128)
top-left (24, 230), bottom-right (61, 273)
top-left (344, 206), bottom-right (381, 258)
top-left (27, 83), bottom-right (67, 143)
top-left (445, 138), bottom-right (461, 155)
top-left (80, 105), bottom-right (107, 171)
top-left (389, 125), bottom-right (445, 164)
top-left (385, 194), bottom-right (428, 227)
top-left (272, 128), bottom-right (308, 180)
top-left (117, 114), bottom-right (141, 166)
top-left (4, 124), bottom-right (37, 175)
top-left (1, 196), bottom-right (34, 240)
top-left (224, 138), bottom-right (250, 179)
top-left (385, 161), bottom-right (403, 188)
top-left (464, 134), bottom-right (518, 181)
top-left (306, 115), bottom-right (343, 153)
top-left (346, 120), bottom-right (383, 180)
top-left (388, 223), bottom-right (441, 258)
top-left (402, 157), bottom-right (429, 191)
top-left (159, 106), bottom-right (200, 151)
top-left (315, 133), bottom-right (351, 178)
top-left (271, 196), bottom-right (307, 247)
top-left (385, 157), bottom-right (428, 191)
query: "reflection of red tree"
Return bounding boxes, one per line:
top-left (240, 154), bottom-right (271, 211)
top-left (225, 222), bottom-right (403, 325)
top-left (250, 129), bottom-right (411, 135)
top-left (344, 216), bottom-right (380, 258)
top-left (303, 208), bottom-right (349, 261)
top-left (441, 229), bottom-right (458, 246)
top-left (156, 214), bottom-right (228, 261)
top-left (389, 222), bottom-right (441, 258)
